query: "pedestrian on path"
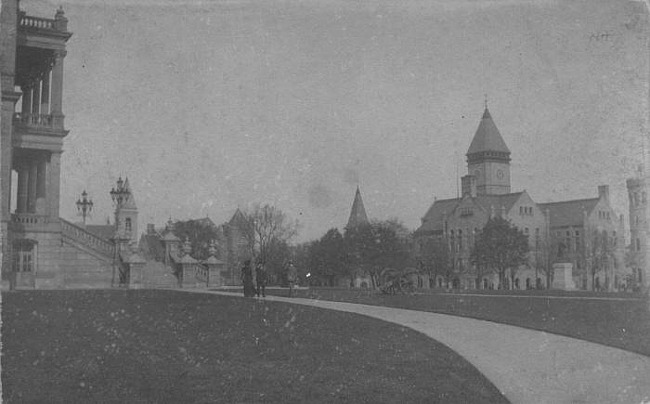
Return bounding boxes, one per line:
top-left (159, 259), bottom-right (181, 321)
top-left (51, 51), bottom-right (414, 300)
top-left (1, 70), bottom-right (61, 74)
top-left (286, 260), bottom-right (297, 297)
top-left (255, 260), bottom-right (267, 298)
top-left (241, 260), bottom-right (255, 297)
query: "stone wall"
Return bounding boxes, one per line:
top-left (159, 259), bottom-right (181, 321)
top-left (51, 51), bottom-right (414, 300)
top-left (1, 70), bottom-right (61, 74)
top-left (60, 238), bottom-right (113, 289)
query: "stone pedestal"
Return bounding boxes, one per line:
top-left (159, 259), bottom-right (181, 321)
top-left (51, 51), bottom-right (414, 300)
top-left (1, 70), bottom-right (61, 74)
top-left (205, 256), bottom-right (225, 288)
top-left (552, 263), bottom-right (575, 290)
top-left (128, 262), bottom-right (145, 289)
top-left (181, 263), bottom-right (196, 288)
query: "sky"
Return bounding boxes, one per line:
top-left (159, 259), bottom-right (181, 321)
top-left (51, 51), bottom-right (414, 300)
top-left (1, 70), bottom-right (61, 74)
top-left (20, 0), bottom-right (650, 242)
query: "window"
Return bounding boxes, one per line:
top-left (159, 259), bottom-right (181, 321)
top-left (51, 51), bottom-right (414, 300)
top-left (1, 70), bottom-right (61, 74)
top-left (125, 217), bottom-right (132, 233)
top-left (637, 238), bottom-right (641, 251)
top-left (12, 240), bottom-right (36, 272)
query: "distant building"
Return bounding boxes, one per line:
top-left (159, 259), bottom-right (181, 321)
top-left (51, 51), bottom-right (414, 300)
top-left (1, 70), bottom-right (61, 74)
top-left (627, 170), bottom-right (649, 291)
top-left (414, 105), bottom-right (625, 291)
top-left (343, 186), bottom-right (373, 288)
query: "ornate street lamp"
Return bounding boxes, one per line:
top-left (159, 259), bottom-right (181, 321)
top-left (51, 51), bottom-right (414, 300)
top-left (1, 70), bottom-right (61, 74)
top-left (110, 176), bottom-right (130, 207)
top-left (76, 190), bottom-right (93, 225)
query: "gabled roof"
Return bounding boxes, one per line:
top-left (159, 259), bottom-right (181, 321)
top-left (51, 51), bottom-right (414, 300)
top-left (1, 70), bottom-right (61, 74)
top-left (538, 198), bottom-right (599, 228)
top-left (473, 192), bottom-right (523, 214)
top-left (85, 224), bottom-right (115, 241)
top-left (228, 208), bottom-right (249, 228)
top-left (139, 234), bottom-right (166, 261)
top-left (121, 178), bottom-right (138, 210)
top-left (346, 186), bottom-right (369, 229)
top-left (415, 192), bottom-right (524, 235)
top-left (416, 197), bottom-right (461, 234)
top-left (193, 216), bottom-right (217, 228)
top-left (467, 107), bottom-right (511, 156)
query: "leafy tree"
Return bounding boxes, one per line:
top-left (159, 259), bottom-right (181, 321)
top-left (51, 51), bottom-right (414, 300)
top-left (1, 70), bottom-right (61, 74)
top-left (172, 219), bottom-right (221, 260)
top-left (420, 237), bottom-right (452, 288)
top-left (344, 220), bottom-right (411, 289)
top-left (470, 217), bottom-right (529, 290)
top-left (309, 228), bottom-right (348, 286)
top-left (587, 230), bottom-right (614, 291)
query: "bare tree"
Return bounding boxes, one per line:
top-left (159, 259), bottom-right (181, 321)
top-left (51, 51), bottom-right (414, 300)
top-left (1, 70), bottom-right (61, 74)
top-left (242, 204), bottom-right (299, 266)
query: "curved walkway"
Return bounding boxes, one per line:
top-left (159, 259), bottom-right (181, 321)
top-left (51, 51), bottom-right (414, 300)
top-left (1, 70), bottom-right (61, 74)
top-left (184, 290), bottom-right (650, 404)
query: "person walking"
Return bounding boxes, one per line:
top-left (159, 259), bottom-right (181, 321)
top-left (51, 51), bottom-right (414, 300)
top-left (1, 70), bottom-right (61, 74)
top-left (241, 260), bottom-right (255, 297)
top-left (286, 260), bottom-right (298, 297)
top-left (255, 260), bottom-right (267, 298)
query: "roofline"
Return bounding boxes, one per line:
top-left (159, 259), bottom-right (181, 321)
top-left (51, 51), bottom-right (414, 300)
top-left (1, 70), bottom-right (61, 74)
top-left (538, 197), bottom-right (599, 206)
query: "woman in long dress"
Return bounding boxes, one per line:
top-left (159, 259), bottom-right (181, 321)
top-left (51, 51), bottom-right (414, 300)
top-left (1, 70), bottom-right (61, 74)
top-left (241, 260), bottom-right (255, 297)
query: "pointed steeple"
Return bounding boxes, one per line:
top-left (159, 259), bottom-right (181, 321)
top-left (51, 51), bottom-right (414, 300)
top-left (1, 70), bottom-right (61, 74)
top-left (346, 186), bottom-right (369, 229)
top-left (466, 106), bottom-right (511, 157)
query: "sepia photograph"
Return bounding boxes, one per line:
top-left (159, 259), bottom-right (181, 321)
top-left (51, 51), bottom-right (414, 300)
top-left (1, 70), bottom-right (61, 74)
top-left (1, 0), bottom-right (649, 402)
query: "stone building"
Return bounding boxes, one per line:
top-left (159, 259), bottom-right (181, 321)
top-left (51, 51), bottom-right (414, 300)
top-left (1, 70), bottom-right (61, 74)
top-left (1, 2), bottom-right (75, 288)
top-left (627, 169), bottom-right (649, 291)
top-left (414, 105), bottom-right (625, 291)
top-left (0, 2), bottom-right (220, 290)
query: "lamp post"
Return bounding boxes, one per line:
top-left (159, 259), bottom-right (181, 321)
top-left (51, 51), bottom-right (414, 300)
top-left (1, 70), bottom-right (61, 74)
top-left (110, 176), bottom-right (130, 208)
top-left (75, 190), bottom-right (93, 226)
top-left (110, 177), bottom-right (131, 287)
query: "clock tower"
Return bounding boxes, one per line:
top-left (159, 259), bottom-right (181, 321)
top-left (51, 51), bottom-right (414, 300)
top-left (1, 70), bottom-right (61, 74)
top-left (466, 106), bottom-right (511, 196)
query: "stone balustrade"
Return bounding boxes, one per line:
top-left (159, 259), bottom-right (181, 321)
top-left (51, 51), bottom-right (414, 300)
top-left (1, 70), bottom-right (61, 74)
top-left (13, 113), bottom-right (56, 128)
top-left (19, 14), bottom-right (55, 30)
top-left (61, 219), bottom-right (115, 258)
top-left (12, 214), bottom-right (49, 225)
top-left (195, 264), bottom-right (209, 284)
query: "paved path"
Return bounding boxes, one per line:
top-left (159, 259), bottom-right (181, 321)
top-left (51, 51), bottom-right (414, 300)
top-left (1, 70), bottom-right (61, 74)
top-left (184, 290), bottom-right (650, 404)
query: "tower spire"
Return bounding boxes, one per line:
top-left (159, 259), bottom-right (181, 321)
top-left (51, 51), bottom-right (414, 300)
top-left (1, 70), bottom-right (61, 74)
top-left (346, 186), bottom-right (369, 230)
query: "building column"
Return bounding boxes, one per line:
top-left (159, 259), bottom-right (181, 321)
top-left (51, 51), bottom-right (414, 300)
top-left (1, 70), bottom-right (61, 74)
top-left (31, 79), bottom-right (41, 117)
top-left (50, 50), bottom-right (66, 128)
top-left (40, 72), bottom-right (50, 116)
top-left (27, 162), bottom-right (38, 213)
top-left (36, 157), bottom-right (47, 214)
top-left (21, 85), bottom-right (32, 115)
top-left (47, 152), bottom-right (62, 219)
top-left (16, 166), bottom-right (28, 214)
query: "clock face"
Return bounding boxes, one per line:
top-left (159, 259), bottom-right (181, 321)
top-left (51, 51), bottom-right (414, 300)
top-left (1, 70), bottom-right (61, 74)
top-left (496, 169), bottom-right (504, 180)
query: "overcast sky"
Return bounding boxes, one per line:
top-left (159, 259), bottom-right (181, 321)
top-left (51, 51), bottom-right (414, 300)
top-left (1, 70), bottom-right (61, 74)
top-left (23, 0), bottom-right (649, 242)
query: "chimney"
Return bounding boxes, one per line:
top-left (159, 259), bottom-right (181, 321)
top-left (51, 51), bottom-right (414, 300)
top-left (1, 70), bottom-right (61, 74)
top-left (598, 185), bottom-right (610, 201)
top-left (461, 175), bottom-right (477, 198)
top-left (147, 223), bottom-right (155, 235)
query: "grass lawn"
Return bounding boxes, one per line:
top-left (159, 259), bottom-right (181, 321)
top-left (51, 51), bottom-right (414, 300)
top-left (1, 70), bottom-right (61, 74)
top-left (266, 288), bottom-right (650, 357)
top-left (2, 290), bottom-right (508, 404)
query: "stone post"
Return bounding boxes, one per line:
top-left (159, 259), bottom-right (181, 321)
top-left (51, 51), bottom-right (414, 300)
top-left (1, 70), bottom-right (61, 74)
top-left (179, 237), bottom-right (198, 288)
top-left (205, 240), bottom-right (225, 288)
top-left (125, 243), bottom-right (146, 289)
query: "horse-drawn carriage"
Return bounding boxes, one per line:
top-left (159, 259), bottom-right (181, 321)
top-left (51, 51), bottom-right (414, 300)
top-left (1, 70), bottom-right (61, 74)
top-left (379, 267), bottom-right (419, 295)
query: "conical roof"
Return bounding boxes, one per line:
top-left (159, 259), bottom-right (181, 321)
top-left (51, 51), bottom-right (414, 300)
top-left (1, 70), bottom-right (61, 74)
top-left (466, 108), bottom-right (510, 156)
top-left (346, 186), bottom-right (369, 229)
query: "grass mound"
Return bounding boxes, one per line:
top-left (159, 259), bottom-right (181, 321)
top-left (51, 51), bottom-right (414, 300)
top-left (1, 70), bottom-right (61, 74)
top-left (2, 290), bottom-right (507, 403)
